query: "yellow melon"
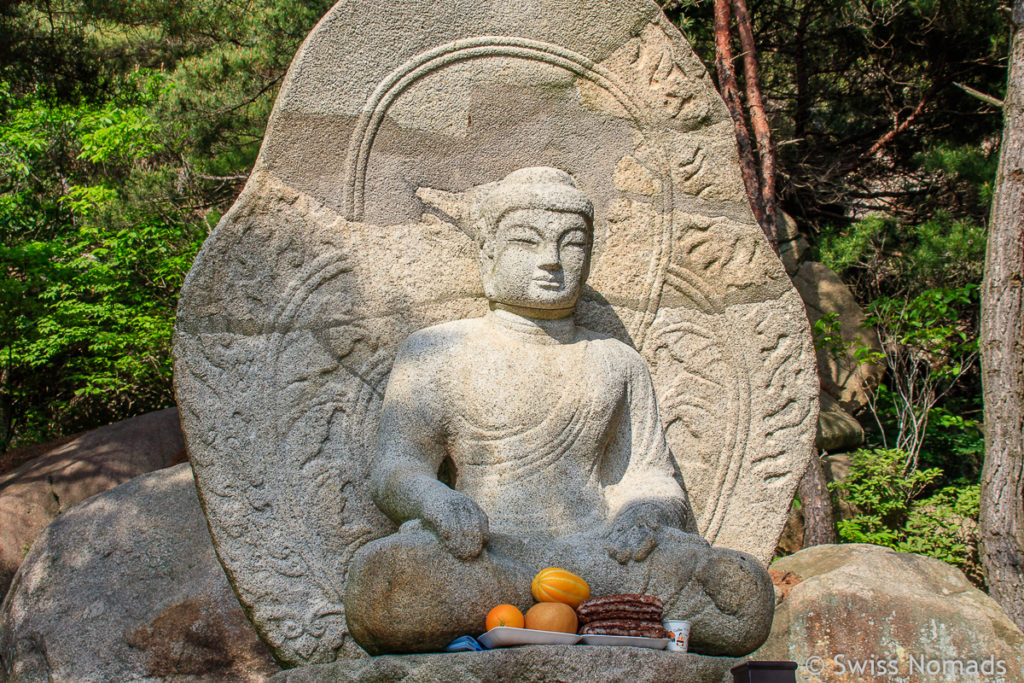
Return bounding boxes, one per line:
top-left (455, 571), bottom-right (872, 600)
top-left (530, 567), bottom-right (590, 608)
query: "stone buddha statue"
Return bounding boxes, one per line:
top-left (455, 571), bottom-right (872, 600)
top-left (344, 167), bottom-right (774, 656)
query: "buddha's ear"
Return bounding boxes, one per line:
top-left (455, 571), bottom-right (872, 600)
top-left (581, 252), bottom-right (592, 287)
top-left (580, 224), bottom-right (594, 285)
top-left (477, 238), bottom-right (497, 298)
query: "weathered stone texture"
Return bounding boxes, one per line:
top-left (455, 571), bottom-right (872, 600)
top-left (173, 0), bottom-right (818, 666)
top-left (754, 544), bottom-right (1024, 682)
top-left (272, 646), bottom-right (738, 683)
top-left (0, 407), bottom-right (185, 596)
top-left (0, 464), bottom-right (278, 682)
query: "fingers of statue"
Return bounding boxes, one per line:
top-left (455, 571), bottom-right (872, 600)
top-left (633, 529), bottom-right (657, 562)
top-left (430, 492), bottom-right (489, 560)
top-left (605, 519), bottom-right (658, 564)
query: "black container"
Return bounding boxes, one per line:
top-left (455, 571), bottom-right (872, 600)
top-left (731, 660), bottom-right (798, 683)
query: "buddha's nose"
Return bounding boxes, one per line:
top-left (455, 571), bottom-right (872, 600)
top-left (538, 242), bottom-right (561, 270)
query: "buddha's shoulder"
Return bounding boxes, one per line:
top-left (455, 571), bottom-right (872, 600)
top-left (578, 328), bottom-right (647, 369)
top-left (395, 318), bottom-right (484, 359)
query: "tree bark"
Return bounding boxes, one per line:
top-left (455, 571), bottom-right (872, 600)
top-left (731, 0), bottom-right (777, 250)
top-left (713, 0), bottom-right (765, 230)
top-left (799, 448), bottom-right (838, 547)
top-left (980, 0), bottom-right (1024, 632)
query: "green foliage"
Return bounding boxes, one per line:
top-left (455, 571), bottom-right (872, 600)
top-left (816, 214), bottom-right (890, 276)
top-left (866, 285), bottom-right (979, 381)
top-left (849, 285), bottom-right (980, 474)
top-left (817, 213), bottom-right (987, 300)
top-left (901, 482), bottom-right (983, 585)
top-left (0, 0), bottom-right (333, 449)
top-left (0, 76), bottom-right (201, 446)
top-left (831, 448), bottom-right (943, 545)
top-left (922, 407), bottom-right (985, 476)
top-left (831, 448), bottom-right (983, 584)
top-left (811, 312), bottom-right (848, 357)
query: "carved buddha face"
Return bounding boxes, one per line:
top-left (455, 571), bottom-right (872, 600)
top-left (481, 208), bottom-right (591, 313)
top-left (475, 167), bottom-right (594, 315)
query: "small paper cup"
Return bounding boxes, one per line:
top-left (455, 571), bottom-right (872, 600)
top-left (663, 619), bottom-right (690, 652)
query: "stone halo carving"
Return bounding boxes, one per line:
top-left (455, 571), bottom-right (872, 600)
top-left (343, 36), bottom-right (663, 218)
top-left (342, 35), bottom-right (675, 352)
top-left (173, 1), bottom-right (818, 668)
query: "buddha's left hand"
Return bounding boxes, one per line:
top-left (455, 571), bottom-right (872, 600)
top-left (605, 499), bottom-right (691, 564)
top-left (604, 502), bottom-right (662, 564)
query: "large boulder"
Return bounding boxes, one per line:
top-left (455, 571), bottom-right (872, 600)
top-left (755, 544), bottom-right (1024, 682)
top-left (790, 261), bottom-right (883, 417)
top-left (173, 0), bottom-right (818, 666)
top-left (0, 463), bottom-right (278, 682)
top-left (0, 407), bottom-right (186, 595)
top-left (779, 213), bottom-right (884, 454)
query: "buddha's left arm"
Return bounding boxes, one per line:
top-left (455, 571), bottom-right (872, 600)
top-left (602, 350), bottom-right (697, 534)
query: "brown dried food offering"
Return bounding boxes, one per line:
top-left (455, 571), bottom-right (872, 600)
top-left (577, 593), bottom-right (663, 612)
top-left (577, 606), bottom-right (663, 624)
top-left (575, 593), bottom-right (667, 637)
top-left (579, 619), bottom-right (670, 638)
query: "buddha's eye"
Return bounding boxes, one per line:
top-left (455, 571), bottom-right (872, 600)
top-left (561, 230), bottom-right (588, 249)
top-left (505, 229), bottom-right (540, 246)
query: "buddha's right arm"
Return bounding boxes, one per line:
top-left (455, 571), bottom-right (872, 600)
top-left (371, 397), bottom-right (491, 561)
top-left (371, 350), bottom-right (449, 525)
top-left (373, 414), bottom-right (491, 560)
top-left (368, 337), bottom-right (489, 559)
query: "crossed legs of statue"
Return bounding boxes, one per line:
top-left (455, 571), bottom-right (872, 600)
top-left (345, 521), bottom-right (774, 656)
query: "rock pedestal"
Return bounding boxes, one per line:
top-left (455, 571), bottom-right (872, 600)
top-left (272, 646), bottom-right (737, 683)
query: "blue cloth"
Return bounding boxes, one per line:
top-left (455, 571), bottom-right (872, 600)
top-left (445, 635), bottom-right (486, 652)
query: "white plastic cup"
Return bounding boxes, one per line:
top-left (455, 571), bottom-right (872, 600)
top-left (663, 619), bottom-right (690, 652)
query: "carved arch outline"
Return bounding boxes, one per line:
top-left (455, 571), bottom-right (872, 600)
top-left (340, 35), bottom-right (677, 348)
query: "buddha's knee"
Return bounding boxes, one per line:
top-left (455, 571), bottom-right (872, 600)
top-left (697, 548), bottom-right (772, 616)
top-left (345, 529), bottom-right (457, 654)
top-left (690, 548), bottom-right (774, 656)
top-left (344, 526), bottom-right (529, 655)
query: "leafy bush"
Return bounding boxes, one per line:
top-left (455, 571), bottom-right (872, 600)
top-left (817, 213), bottom-right (987, 300)
top-left (811, 311), bottom-right (848, 356)
top-left (0, 75), bottom-right (201, 448)
top-left (0, 0), bottom-right (335, 450)
top-left (831, 448), bottom-right (983, 585)
top-left (901, 483), bottom-right (983, 586)
top-left (855, 285), bottom-right (979, 471)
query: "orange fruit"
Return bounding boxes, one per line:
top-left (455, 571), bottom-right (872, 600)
top-left (524, 602), bottom-right (578, 633)
top-left (486, 604), bottom-right (525, 630)
top-left (531, 567), bottom-right (590, 608)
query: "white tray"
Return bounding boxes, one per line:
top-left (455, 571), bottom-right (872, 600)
top-left (580, 634), bottom-right (670, 649)
top-left (478, 627), bottom-right (582, 648)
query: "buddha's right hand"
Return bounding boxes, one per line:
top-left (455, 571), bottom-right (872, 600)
top-left (421, 489), bottom-right (490, 560)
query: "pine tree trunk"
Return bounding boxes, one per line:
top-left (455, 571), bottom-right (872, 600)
top-left (713, 0), bottom-right (765, 232)
top-left (980, 0), bottom-right (1024, 631)
top-left (731, 0), bottom-right (778, 249)
top-left (799, 448), bottom-right (837, 547)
